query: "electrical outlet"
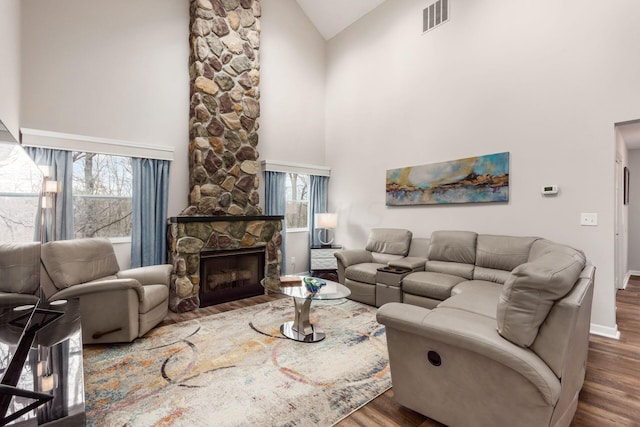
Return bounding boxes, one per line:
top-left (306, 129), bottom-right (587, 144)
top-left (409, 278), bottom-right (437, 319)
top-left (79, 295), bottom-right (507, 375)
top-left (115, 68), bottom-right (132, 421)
top-left (580, 213), bottom-right (598, 226)
top-left (290, 256), bottom-right (296, 264)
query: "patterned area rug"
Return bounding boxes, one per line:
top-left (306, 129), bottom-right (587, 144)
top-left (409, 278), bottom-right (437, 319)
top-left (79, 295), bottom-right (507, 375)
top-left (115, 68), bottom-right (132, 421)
top-left (83, 298), bottom-right (390, 426)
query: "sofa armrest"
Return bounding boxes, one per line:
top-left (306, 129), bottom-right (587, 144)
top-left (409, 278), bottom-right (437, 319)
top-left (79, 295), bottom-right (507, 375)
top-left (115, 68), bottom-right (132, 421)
top-left (377, 302), bottom-right (561, 405)
top-left (388, 256), bottom-right (426, 271)
top-left (334, 249), bottom-right (373, 268)
top-left (117, 265), bottom-right (172, 287)
top-left (49, 278), bottom-right (144, 301)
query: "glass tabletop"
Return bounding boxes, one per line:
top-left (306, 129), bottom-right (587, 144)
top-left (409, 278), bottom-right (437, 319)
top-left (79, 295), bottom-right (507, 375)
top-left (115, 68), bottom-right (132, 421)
top-left (261, 276), bottom-right (351, 300)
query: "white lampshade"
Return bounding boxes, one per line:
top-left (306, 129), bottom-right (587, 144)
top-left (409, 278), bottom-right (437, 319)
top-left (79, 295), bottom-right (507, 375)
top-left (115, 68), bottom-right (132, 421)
top-left (45, 180), bottom-right (59, 193)
top-left (315, 213), bottom-right (337, 229)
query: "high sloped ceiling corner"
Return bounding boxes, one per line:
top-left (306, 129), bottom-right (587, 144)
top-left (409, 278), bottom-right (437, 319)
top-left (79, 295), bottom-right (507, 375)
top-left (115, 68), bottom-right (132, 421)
top-left (295, 0), bottom-right (387, 40)
top-left (618, 121), bottom-right (640, 150)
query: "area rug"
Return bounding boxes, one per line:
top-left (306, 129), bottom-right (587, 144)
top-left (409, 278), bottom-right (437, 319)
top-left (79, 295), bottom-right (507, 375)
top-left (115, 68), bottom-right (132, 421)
top-left (83, 298), bottom-right (390, 426)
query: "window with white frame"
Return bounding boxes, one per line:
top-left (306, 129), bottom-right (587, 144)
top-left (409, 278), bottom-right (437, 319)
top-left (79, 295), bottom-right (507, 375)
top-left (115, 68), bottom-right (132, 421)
top-left (72, 152), bottom-right (132, 238)
top-left (285, 173), bottom-right (309, 230)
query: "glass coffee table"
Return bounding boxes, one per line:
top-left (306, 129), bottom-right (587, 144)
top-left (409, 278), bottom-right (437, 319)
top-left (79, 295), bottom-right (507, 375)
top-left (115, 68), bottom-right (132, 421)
top-left (261, 276), bottom-right (351, 343)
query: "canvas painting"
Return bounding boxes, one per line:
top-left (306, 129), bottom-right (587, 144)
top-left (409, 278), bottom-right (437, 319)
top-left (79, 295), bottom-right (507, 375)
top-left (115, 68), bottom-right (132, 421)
top-left (386, 152), bottom-right (509, 206)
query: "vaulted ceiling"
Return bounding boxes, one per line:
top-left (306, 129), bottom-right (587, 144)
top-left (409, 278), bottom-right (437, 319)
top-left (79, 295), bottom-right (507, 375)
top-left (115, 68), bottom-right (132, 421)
top-left (295, 0), bottom-right (387, 40)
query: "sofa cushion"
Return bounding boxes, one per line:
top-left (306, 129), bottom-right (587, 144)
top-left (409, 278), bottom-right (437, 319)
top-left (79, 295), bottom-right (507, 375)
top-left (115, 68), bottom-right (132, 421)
top-left (365, 228), bottom-right (412, 256)
top-left (438, 284), bottom-right (502, 319)
top-left (41, 238), bottom-right (120, 290)
top-left (530, 266), bottom-right (594, 378)
top-left (476, 235), bottom-right (538, 271)
top-left (473, 235), bottom-right (538, 283)
top-left (528, 239), bottom-right (580, 262)
top-left (425, 260), bottom-right (474, 280)
top-left (451, 279), bottom-right (503, 297)
top-left (496, 250), bottom-right (586, 347)
top-left (428, 230), bottom-right (477, 264)
top-left (345, 263), bottom-right (386, 285)
top-left (402, 271), bottom-right (466, 300)
top-left (426, 231), bottom-right (477, 279)
top-left (472, 267), bottom-right (512, 284)
top-left (0, 242), bottom-right (41, 295)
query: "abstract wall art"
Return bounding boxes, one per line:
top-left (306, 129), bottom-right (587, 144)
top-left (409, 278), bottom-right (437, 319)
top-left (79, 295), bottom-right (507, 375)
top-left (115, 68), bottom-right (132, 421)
top-left (386, 152), bottom-right (510, 206)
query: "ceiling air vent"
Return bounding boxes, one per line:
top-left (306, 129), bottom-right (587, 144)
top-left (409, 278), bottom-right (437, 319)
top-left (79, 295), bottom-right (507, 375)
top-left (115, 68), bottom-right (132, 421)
top-left (423, 0), bottom-right (449, 34)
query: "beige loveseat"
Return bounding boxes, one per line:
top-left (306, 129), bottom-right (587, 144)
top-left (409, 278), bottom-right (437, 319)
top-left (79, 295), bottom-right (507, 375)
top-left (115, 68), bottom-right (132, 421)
top-left (40, 238), bottom-right (172, 344)
top-left (338, 229), bottom-right (594, 426)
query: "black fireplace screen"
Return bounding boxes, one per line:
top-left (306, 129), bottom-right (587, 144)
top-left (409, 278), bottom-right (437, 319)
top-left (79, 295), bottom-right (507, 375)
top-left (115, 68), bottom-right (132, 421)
top-left (199, 247), bottom-right (265, 307)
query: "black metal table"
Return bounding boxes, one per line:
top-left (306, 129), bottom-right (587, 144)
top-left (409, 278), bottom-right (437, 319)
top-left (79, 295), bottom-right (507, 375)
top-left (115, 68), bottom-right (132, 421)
top-left (0, 299), bottom-right (85, 426)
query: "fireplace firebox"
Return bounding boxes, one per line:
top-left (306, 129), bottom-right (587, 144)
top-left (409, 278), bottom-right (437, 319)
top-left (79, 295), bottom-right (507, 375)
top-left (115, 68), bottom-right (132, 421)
top-left (199, 246), bottom-right (265, 307)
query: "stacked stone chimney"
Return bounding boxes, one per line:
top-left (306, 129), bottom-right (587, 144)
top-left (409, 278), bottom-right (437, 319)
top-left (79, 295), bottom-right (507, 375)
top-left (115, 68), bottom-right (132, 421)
top-left (185, 0), bottom-right (262, 216)
top-left (167, 0), bottom-right (282, 313)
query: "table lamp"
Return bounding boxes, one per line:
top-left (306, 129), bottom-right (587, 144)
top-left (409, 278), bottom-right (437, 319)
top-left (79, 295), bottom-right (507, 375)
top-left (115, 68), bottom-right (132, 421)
top-left (315, 213), bottom-right (337, 247)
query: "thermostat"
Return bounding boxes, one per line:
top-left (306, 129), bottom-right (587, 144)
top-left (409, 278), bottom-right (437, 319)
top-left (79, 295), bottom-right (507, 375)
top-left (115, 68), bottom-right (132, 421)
top-left (541, 185), bottom-right (558, 195)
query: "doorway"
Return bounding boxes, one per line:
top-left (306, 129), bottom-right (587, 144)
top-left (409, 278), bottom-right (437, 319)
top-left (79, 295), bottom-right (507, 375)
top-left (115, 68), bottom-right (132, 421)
top-left (615, 120), bottom-right (640, 290)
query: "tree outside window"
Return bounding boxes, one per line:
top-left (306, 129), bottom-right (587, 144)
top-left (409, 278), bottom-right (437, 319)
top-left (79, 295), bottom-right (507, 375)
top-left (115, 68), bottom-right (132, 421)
top-left (285, 173), bottom-right (309, 230)
top-left (72, 152), bottom-right (132, 238)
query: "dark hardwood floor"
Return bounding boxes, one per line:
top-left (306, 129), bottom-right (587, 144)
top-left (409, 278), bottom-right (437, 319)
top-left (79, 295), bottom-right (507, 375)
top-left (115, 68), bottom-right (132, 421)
top-left (161, 279), bottom-right (640, 426)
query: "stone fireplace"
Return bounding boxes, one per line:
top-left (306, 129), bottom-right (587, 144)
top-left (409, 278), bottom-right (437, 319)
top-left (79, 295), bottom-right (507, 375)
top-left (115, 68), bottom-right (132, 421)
top-left (167, 0), bottom-right (282, 313)
top-left (167, 215), bottom-right (281, 312)
top-left (199, 245), bottom-right (264, 306)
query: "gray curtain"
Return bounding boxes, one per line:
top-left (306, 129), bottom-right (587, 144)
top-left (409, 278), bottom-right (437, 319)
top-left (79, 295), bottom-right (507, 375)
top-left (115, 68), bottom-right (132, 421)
top-left (25, 147), bottom-right (74, 242)
top-left (309, 175), bottom-right (329, 248)
top-left (265, 171), bottom-right (286, 273)
top-left (131, 158), bottom-right (170, 267)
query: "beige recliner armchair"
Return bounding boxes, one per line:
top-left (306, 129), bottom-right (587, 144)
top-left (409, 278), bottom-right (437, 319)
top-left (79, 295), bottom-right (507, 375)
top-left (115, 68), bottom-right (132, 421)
top-left (40, 238), bottom-right (172, 344)
top-left (334, 228), bottom-right (413, 306)
top-left (0, 241), bottom-right (41, 307)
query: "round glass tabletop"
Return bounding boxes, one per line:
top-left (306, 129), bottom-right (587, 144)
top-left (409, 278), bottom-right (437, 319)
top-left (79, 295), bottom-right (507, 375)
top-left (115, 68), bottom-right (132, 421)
top-left (261, 276), bottom-right (351, 300)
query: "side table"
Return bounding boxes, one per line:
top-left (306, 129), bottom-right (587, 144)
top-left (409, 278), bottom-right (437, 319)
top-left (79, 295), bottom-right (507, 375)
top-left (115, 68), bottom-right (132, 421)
top-left (310, 245), bottom-right (342, 281)
top-left (376, 266), bottom-right (412, 307)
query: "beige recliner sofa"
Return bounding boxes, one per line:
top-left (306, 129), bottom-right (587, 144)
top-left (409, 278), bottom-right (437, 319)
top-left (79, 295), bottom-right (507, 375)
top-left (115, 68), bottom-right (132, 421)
top-left (334, 228), bottom-right (414, 305)
top-left (40, 238), bottom-right (172, 344)
top-left (0, 241), bottom-right (41, 307)
top-left (376, 230), bottom-right (594, 426)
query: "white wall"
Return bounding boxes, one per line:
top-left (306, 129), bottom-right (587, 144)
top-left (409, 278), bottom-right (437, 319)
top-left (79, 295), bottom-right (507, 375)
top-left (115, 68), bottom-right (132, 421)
top-left (261, 0), bottom-right (326, 273)
top-left (0, 0), bottom-right (22, 140)
top-left (18, 0), bottom-right (326, 275)
top-left (325, 0), bottom-right (640, 334)
top-left (20, 0), bottom-right (190, 218)
top-left (260, 0), bottom-right (326, 164)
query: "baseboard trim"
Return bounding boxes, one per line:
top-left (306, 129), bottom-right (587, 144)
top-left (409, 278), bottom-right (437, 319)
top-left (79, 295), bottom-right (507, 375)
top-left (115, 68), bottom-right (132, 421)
top-left (590, 323), bottom-right (620, 339)
top-left (623, 270), bottom-right (640, 290)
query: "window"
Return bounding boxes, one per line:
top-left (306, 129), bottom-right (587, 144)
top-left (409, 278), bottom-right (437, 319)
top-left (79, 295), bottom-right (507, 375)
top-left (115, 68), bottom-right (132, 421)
top-left (72, 152), bottom-right (132, 238)
top-left (0, 142), bottom-right (41, 241)
top-left (285, 173), bottom-right (309, 230)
